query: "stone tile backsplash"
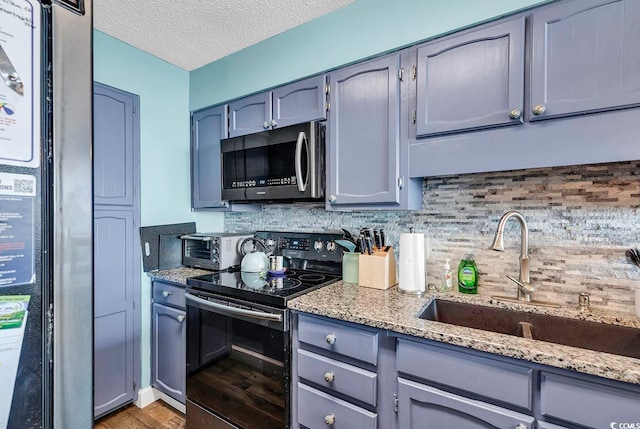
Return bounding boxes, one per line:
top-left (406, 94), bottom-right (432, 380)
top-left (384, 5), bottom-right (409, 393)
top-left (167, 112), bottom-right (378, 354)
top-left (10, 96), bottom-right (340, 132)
top-left (226, 161), bottom-right (640, 315)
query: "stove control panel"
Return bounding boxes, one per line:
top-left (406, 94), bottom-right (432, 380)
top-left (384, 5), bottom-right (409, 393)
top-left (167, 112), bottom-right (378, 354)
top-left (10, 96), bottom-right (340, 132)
top-left (255, 231), bottom-right (343, 264)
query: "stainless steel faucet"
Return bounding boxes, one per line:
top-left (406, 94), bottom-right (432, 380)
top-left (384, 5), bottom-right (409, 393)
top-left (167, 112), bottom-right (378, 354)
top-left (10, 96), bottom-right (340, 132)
top-left (490, 211), bottom-right (535, 302)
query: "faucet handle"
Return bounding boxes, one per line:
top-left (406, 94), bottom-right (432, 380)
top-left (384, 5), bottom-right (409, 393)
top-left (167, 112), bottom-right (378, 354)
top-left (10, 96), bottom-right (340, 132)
top-left (506, 275), bottom-right (535, 293)
top-left (577, 293), bottom-right (591, 312)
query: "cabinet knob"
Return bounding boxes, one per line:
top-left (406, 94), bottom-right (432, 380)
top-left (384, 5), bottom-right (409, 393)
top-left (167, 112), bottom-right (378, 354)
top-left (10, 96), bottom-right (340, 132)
top-left (514, 424), bottom-right (527, 429)
top-left (325, 333), bottom-right (336, 345)
top-left (328, 195), bottom-right (337, 203)
top-left (324, 413), bottom-right (336, 425)
top-left (176, 315), bottom-right (186, 323)
top-left (263, 121), bottom-right (269, 129)
top-left (270, 119), bottom-right (278, 128)
top-left (323, 371), bottom-right (335, 383)
top-left (532, 104), bottom-right (546, 115)
top-left (162, 290), bottom-right (171, 298)
top-left (509, 109), bottom-right (521, 120)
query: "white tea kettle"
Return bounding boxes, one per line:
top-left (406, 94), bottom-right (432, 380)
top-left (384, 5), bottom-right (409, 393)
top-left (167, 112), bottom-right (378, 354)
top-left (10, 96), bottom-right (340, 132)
top-left (240, 237), bottom-right (270, 273)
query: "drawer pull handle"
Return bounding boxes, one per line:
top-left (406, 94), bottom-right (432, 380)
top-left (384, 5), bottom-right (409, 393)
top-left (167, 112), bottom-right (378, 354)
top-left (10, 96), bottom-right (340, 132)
top-left (323, 371), bottom-right (335, 383)
top-left (325, 333), bottom-right (336, 345)
top-left (176, 315), bottom-right (185, 323)
top-left (515, 424), bottom-right (527, 429)
top-left (324, 413), bottom-right (335, 425)
top-left (509, 108), bottom-right (521, 120)
top-left (162, 290), bottom-right (171, 298)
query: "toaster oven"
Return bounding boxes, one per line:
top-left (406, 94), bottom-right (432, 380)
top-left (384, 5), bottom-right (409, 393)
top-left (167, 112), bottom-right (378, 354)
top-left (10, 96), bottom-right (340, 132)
top-left (180, 233), bottom-right (252, 271)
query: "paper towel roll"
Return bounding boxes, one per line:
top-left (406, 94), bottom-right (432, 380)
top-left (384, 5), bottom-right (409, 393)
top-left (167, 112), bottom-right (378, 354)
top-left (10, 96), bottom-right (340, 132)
top-left (398, 232), bottom-right (425, 294)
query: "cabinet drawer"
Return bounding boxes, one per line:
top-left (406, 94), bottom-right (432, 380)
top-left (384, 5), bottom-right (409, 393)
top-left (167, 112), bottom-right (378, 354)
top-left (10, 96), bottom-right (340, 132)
top-left (298, 314), bottom-right (378, 365)
top-left (152, 281), bottom-right (185, 309)
top-left (298, 349), bottom-right (377, 406)
top-left (397, 339), bottom-right (532, 409)
top-left (297, 383), bottom-right (377, 429)
top-left (540, 372), bottom-right (640, 428)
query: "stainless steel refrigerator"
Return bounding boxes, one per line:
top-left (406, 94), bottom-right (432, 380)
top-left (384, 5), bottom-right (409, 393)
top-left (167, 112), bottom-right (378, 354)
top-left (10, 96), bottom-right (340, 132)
top-left (0, 1), bottom-right (93, 428)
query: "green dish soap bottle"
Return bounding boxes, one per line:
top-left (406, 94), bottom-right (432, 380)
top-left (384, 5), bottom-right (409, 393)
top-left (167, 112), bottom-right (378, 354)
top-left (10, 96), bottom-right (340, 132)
top-left (458, 257), bottom-right (478, 294)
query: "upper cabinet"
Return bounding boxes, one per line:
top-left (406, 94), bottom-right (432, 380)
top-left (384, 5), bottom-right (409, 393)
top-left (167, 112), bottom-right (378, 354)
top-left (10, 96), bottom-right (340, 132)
top-left (529, 0), bottom-right (640, 121)
top-left (415, 17), bottom-right (525, 137)
top-left (326, 52), bottom-right (420, 210)
top-left (228, 74), bottom-right (327, 137)
top-left (93, 83), bottom-right (137, 206)
top-left (191, 105), bottom-right (229, 209)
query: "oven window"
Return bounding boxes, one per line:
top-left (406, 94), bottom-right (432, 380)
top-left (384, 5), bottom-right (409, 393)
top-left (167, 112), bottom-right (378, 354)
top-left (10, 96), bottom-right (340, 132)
top-left (187, 306), bottom-right (289, 429)
top-left (223, 141), bottom-right (297, 189)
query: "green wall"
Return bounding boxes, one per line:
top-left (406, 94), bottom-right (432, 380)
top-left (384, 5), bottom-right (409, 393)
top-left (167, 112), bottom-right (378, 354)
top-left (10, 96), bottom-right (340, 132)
top-left (93, 30), bottom-right (224, 390)
top-left (189, 0), bottom-right (549, 111)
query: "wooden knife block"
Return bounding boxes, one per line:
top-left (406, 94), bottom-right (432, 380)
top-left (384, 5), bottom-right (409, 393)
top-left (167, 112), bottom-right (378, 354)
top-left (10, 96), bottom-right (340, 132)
top-left (358, 247), bottom-right (398, 290)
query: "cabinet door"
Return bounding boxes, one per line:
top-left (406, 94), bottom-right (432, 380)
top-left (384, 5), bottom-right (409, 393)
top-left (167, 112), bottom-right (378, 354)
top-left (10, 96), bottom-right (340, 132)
top-left (272, 74), bottom-right (326, 128)
top-left (416, 17), bottom-right (525, 137)
top-left (93, 83), bottom-right (136, 206)
top-left (530, 0), bottom-right (640, 120)
top-left (94, 209), bottom-right (135, 417)
top-left (191, 105), bottom-right (230, 209)
top-left (397, 378), bottom-right (534, 429)
top-left (228, 92), bottom-right (272, 137)
top-left (327, 53), bottom-right (401, 208)
top-left (152, 303), bottom-right (186, 404)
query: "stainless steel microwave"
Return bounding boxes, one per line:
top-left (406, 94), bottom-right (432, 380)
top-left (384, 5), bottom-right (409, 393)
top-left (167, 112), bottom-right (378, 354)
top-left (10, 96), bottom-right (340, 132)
top-left (220, 122), bottom-right (325, 202)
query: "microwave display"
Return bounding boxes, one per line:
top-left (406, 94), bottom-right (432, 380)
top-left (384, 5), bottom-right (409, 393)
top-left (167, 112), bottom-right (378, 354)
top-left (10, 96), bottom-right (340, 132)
top-left (223, 140), bottom-right (307, 189)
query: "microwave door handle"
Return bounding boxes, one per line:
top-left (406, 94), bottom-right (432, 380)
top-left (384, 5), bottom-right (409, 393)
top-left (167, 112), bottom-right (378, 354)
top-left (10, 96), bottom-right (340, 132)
top-left (295, 131), bottom-right (309, 192)
top-left (185, 293), bottom-right (283, 322)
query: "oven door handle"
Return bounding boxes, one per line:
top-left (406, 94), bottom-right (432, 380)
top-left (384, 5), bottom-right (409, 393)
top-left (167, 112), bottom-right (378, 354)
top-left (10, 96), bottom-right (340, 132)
top-left (295, 131), bottom-right (308, 193)
top-left (185, 292), bottom-right (283, 322)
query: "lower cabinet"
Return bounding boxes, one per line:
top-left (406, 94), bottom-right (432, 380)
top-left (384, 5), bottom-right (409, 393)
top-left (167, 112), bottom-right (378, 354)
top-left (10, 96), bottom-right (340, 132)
top-left (292, 311), bottom-right (640, 429)
top-left (151, 281), bottom-right (186, 404)
top-left (397, 378), bottom-right (534, 429)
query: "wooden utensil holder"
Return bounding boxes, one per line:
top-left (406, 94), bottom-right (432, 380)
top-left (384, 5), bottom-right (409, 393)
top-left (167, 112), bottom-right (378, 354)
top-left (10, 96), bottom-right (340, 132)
top-left (358, 247), bottom-right (397, 290)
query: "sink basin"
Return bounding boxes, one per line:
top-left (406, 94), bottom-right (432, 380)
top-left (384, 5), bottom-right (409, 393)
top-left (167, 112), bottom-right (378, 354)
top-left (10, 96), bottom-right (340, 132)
top-left (419, 299), bottom-right (640, 359)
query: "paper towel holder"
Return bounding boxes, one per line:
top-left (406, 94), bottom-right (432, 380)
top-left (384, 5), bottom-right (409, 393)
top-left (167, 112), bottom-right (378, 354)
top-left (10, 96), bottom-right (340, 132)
top-left (398, 227), bottom-right (426, 296)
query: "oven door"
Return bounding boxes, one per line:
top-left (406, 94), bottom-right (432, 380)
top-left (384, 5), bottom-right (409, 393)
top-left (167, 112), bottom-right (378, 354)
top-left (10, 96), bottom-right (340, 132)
top-left (220, 122), bottom-right (323, 202)
top-left (185, 291), bottom-right (289, 429)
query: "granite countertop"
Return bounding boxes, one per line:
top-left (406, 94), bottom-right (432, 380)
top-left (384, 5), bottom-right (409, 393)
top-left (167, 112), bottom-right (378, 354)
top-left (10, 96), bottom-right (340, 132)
top-left (147, 267), bottom-right (213, 285)
top-left (288, 281), bottom-right (640, 385)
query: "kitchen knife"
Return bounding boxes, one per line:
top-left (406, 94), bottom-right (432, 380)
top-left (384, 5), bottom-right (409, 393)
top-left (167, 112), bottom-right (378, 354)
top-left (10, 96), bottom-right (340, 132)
top-left (358, 235), bottom-right (366, 254)
top-left (380, 229), bottom-right (386, 247)
top-left (0, 44), bottom-right (24, 96)
top-left (365, 236), bottom-right (374, 255)
top-left (373, 229), bottom-right (381, 249)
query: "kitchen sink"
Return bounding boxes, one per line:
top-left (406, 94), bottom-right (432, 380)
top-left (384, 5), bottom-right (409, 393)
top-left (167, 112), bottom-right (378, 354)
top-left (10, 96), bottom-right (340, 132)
top-left (419, 299), bottom-right (640, 359)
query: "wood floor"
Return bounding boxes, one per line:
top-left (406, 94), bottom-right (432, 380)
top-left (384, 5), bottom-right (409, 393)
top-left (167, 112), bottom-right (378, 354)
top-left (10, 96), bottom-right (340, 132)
top-left (95, 401), bottom-right (185, 429)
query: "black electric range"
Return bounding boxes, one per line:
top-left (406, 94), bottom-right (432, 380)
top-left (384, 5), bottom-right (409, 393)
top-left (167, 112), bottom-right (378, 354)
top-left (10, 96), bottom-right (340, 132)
top-left (184, 231), bottom-right (344, 429)
top-left (187, 266), bottom-right (340, 308)
top-left (185, 230), bottom-right (343, 308)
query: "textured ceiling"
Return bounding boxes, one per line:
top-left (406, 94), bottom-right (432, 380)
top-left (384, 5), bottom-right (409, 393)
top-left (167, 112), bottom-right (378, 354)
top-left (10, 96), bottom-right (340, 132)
top-left (94, 0), bottom-right (357, 71)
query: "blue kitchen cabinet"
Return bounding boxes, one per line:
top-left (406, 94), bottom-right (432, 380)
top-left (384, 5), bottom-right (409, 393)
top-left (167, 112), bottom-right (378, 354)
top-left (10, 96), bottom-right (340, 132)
top-left (540, 372), bottom-right (640, 429)
top-left (191, 105), bottom-right (261, 211)
top-left (397, 378), bottom-right (534, 429)
top-left (152, 281), bottom-right (186, 404)
top-left (229, 75), bottom-right (327, 138)
top-left (529, 0), bottom-right (640, 121)
top-left (93, 83), bottom-right (137, 207)
top-left (415, 17), bottom-right (525, 137)
top-left (228, 92), bottom-right (272, 138)
top-left (326, 52), bottom-right (421, 210)
top-left (408, 0), bottom-right (640, 178)
top-left (192, 105), bottom-right (228, 209)
top-left (272, 74), bottom-right (327, 129)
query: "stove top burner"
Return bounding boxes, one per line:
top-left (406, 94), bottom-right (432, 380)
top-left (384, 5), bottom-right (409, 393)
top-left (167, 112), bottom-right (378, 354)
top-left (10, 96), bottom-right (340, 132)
top-left (186, 267), bottom-right (341, 308)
